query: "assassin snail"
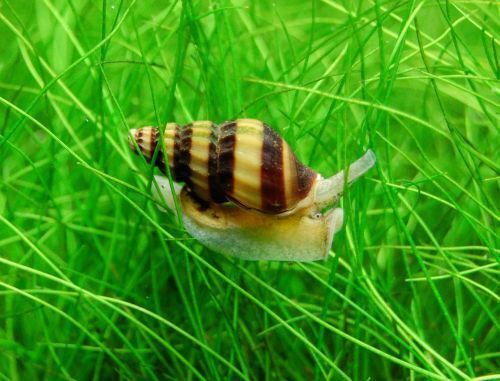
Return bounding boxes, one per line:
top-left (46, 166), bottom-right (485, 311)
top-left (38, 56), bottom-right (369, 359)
top-left (129, 118), bottom-right (376, 261)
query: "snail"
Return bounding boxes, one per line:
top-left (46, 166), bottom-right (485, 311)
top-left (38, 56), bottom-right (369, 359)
top-left (129, 118), bottom-right (376, 261)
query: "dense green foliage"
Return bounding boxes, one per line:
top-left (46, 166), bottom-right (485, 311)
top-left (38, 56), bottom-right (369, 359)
top-left (0, 0), bottom-right (498, 379)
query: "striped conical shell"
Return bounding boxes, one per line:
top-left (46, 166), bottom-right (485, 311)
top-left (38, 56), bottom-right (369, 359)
top-left (129, 119), bottom-right (318, 214)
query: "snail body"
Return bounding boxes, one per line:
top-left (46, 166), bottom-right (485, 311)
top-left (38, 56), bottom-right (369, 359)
top-left (129, 119), bottom-right (376, 261)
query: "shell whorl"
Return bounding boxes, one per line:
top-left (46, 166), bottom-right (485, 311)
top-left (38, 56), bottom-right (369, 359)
top-left (129, 119), bottom-right (317, 214)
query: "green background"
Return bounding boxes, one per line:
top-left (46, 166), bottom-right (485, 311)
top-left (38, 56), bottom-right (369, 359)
top-left (0, 0), bottom-right (498, 379)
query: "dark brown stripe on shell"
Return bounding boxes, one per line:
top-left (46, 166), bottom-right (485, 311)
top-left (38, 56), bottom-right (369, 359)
top-left (218, 121), bottom-right (237, 194)
top-left (173, 124), bottom-right (193, 185)
top-left (173, 124), bottom-right (181, 179)
top-left (152, 128), bottom-right (166, 173)
top-left (293, 154), bottom-right (316, 199)
top-left (261, 125), bottom-right (286, 213)
top-left (208, 123), bottom-right (227, 203)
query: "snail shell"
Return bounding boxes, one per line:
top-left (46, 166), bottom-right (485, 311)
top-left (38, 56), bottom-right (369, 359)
top-left (129, 119), bottom-right (318, 215)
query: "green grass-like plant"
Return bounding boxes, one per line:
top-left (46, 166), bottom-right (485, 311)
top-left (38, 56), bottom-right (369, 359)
top-left (0, 0), bottom-right (498, 379)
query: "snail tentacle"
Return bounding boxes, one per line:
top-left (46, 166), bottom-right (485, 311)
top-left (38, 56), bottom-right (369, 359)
top-left (314, 149), bottom-right (376, 209)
